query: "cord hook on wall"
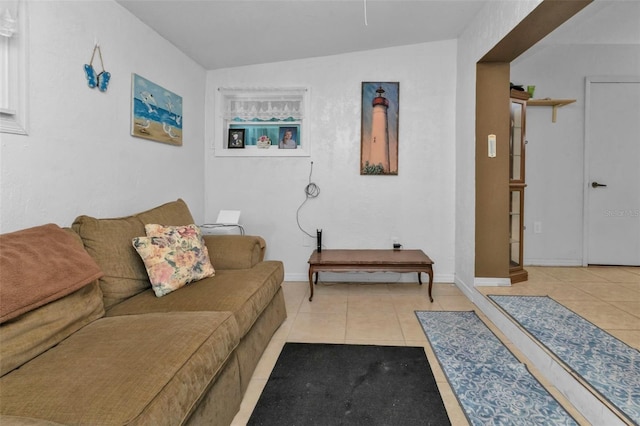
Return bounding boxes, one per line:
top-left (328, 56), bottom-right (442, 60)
top-left (297, 161), bottom-right (321, 238)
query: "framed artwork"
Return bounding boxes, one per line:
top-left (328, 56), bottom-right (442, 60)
top-left (131, 73), bottom-right (183, 146)
top-left (278, 126), bottom-right (298, 149)
top-left (228, 129), bottom-right (245, 149)
top-left (360, 82), bottom-right (399, 175)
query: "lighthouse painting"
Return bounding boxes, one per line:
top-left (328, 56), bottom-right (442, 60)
top-left (361, 82), bottom-right (399, 175)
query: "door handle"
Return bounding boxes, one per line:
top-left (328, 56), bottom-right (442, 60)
top-left (591, 181), bottom-right (607, 188)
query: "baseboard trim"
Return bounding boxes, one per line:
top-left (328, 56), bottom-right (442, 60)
top-left (524, 259), bottom-right (582, 266)
top-left (474, 277), bottom-right (512, 287)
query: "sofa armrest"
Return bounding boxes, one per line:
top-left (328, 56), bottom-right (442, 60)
top-left (202, 235), bottom-right (266, 270)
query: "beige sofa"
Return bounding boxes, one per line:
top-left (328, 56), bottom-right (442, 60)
top-left (0, 199), bottom-right (286, 425)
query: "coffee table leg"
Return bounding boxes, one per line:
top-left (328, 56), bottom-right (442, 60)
top-left (418, 271), bottom-right (434, 302)
top-left (308, 268), bottom-right (315, 302)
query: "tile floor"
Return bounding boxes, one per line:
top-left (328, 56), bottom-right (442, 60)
top-left (231, 266), bottom-right (640, 425)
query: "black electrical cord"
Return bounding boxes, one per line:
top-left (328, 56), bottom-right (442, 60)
top-left (296, 161), bottom-right (320, 238)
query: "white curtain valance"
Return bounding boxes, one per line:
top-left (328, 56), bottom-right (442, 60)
top-left (0, 3), bottom-right (18, 38)
top-left (219, 87), bottom-right (306, 121)
top-left (224, 99), bottom-right (303, 121)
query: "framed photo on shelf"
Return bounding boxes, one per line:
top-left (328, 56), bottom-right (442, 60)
top-left (278, 126), bottom-right (298, 149)
top-left (228, 129), bottom-right (245, 149)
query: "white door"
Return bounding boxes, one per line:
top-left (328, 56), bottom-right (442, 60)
top-left (585, 77), bottom-right (640, 266)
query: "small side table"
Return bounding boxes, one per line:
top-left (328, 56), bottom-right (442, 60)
top-left (200, 223), bottom-right (245, 235)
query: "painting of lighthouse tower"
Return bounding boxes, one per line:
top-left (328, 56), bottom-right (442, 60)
top-left (361, 82), bottom-right (399, 175)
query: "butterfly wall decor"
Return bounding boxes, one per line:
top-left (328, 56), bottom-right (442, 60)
top-left (84, 44), bottom-right (111, 92)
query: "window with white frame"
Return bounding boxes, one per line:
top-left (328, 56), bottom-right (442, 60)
top-left (215, 87), bottom-right (310, 157)
top-left (1, 0), bottom-right (27, 135)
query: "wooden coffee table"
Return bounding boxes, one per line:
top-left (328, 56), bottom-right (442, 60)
top-left (307, 249), bottom-right (434, 302)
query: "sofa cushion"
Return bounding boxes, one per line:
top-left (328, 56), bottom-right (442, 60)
top-left (0, 311), bottom-right (240, 425)
top-left (72, 199), bottom-right (195, 309)
top-left (0, 281), bottom-right (104, 377)
top-left (133, 224), bottom-right (215, 297)
top-left (106, 261), bottom-right (284, 337)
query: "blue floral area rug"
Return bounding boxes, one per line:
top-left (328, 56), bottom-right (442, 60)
top-left (415, 310), bottom-right (578, 426)
top-left (489, 295), bottom-right (640, 425)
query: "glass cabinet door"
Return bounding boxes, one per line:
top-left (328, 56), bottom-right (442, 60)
top-left (509, 187), bottom-right (523, 269)
top-left (510, 100), bottom-right (526, 182)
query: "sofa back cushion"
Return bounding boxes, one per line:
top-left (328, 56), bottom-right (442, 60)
top-left (0, 226), bottom-right (106, 376)
top-left (0, 281), bottom-right (104, 377)
top-left (72, 199), bottom-right (195, 309)
top-left (0, 225), bottom-right (104, 323)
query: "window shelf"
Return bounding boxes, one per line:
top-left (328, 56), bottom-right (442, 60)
top-left (214, 87), bottom-right (310, 157)
top-left (528, 98), bottom-right (576, 123)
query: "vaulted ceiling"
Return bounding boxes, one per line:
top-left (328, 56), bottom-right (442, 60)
top-left (116, 0), bottom-right (640, 70)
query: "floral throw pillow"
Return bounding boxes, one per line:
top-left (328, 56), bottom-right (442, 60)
top-left (132, 224), bottom-right (215, 297)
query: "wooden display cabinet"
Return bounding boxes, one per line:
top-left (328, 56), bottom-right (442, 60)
top-left (509, 90), bottom-right (529, 283)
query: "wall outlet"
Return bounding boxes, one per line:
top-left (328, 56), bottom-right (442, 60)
top-left (534, 221), bottom-right (542, 234)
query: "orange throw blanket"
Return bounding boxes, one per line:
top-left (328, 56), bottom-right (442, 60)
top-left (0, 224), bottom-right (104, 323)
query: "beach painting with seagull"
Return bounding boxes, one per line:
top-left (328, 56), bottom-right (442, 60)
top-left (131, 73), bottom-right (183, 146)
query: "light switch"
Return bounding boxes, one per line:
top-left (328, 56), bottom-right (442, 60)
top-left (488, 134), bottom-right (496, 158)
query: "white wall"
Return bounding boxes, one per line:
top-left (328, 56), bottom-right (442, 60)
top-left (454, 0), bottom-right (541, 294)
top-left (512, 43), bottom-right (640, 265)
top-left (205, 41), bottom-right (457, 282)
top-left (0, 0), bottom-right (206, 233)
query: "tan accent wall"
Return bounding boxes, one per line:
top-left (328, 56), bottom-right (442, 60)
top-left (475, 63), bottom-right (511, 278)
top-left (474, 0), bottom-right (592, 279)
